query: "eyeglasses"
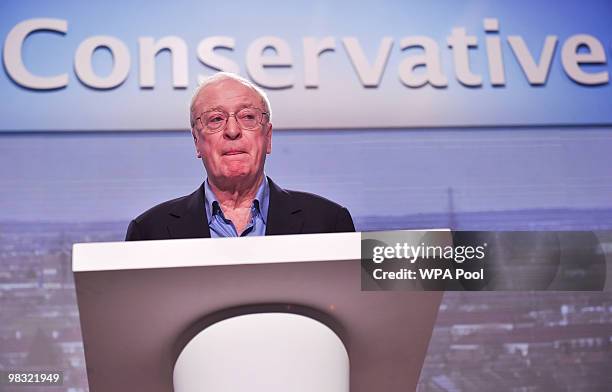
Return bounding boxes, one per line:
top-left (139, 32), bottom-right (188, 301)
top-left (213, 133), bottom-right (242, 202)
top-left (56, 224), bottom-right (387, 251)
top-left (196, 107), bottom-right (269, 133)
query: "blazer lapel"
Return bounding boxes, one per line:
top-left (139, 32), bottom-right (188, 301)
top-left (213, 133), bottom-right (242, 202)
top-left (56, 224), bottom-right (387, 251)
top-left (167, 184), bottom-right (212, 239)
top-left (265, 177), bottom-right (303, 235)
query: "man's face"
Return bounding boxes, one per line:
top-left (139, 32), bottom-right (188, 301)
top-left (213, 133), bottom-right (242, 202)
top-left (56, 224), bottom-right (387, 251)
top-left (191, 79), bottom-right (272, 187)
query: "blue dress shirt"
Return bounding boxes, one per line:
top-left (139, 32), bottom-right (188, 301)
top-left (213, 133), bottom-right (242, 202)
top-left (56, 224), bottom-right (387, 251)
top-left (204, 177), bottom-right (270, 237)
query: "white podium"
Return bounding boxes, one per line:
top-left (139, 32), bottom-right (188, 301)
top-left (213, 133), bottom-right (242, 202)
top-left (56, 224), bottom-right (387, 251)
top-left (73, 232), bottom-right (442, 392)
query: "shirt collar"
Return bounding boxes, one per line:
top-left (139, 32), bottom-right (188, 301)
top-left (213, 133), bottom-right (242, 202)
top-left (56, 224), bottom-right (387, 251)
top-left (204, 176), bottom-right (270, 225)
top-left (256, 175), bottom-right (270, 224)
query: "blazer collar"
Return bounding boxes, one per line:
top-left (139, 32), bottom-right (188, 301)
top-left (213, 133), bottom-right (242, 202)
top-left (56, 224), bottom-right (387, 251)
top-left (167, 176), bottom-right (302, 239)
top-left (167, 184), bottom-right (212, 239)
top-left (265, 176), bottom-right (303, 236)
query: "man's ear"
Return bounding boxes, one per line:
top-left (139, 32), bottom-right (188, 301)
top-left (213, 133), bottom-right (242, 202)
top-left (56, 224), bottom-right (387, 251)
top-left (191, 128), bottom-right (202, 158)
top-left (265, 122), bottom-right (272, 154)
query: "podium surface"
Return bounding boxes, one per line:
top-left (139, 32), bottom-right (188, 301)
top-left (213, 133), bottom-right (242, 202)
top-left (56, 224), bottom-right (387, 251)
top-left (73, 232), bottom-right (442, 391)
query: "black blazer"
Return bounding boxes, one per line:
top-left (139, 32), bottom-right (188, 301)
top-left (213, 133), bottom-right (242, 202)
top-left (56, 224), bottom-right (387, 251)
top-left (125, 177), bottom-right (355, 241)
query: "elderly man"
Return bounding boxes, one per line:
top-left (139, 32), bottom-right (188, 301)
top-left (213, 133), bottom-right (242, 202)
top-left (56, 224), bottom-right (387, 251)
top-left (126, 72), bottom-right (355, 240)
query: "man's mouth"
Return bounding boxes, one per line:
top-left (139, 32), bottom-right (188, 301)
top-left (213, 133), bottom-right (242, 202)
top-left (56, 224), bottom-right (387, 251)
top-left (223, 150), bottom-right (245, 156)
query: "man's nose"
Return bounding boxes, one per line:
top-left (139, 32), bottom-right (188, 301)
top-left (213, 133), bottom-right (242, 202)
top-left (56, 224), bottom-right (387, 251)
top-left (223, 115), bottom-right (242, 140)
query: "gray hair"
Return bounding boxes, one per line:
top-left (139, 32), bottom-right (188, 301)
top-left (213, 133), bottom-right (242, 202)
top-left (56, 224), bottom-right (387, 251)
top-left (189, 72), bottom-right (272, 128)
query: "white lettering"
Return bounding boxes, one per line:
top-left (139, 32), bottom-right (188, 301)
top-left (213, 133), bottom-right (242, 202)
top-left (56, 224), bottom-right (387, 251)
top-left (246, 36), bottom-right (293, 88)
top-left (303, 36), bottom-right (335, 88)
top-left (447, 28), bottom-right (482, 86)
top-left (398, 36), bottom-right (448, 88)
top-left (372, 246), bottom-right (384, 263)
top-left (139, 36), bottom-right (188, 88)
top-left (197, 36), bottom-right (239, 83)
top-left (561, 34), bottom-right (608, 85)
top-left (508, 35), bottom-right (557, 85)
top-left (2, 18), bottom-right (610, 98)
top-left (483, 18), bottom-right (505, 86)
top-left (3, 18), bottom-right (68, 90)
top-left (342, 37), bottom-right (393, 87)
top-left (74, 36), bottom-right (130, 89)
